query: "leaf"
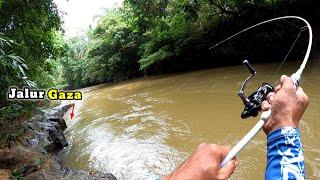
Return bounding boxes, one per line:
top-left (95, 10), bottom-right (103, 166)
top-left (18, 65), bottom-right (26, 76)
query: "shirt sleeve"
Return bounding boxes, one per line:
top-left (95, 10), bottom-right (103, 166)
top-left (265, 127), bottom-right (305, 180)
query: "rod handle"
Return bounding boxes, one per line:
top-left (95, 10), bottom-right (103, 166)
top-left (220, 110), bottom-right (271, 167)
top-left (290, 72), bottom-right (301, 88)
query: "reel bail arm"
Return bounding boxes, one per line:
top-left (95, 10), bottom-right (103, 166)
top-left (238, 60), bottom-right (256, 106)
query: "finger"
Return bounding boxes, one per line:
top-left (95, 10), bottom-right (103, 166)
top-left (296, 87), bottom-right (305, 96)
top-left (266, 92), bottom-right (275, 104)
top-left (275, 84), bottom-right (281, 92)
top-left (218, 159), bottom-right (237, 179)
top-left (213, 145), bottom-right (231, 160)
top-left (261, 100), bottom-right (271, 111)
top-left (279, 75), bottom-right (295, 90)
top-left (280, 75), bottom-right (287, 84)
top-left (235, 158), bottom-right (239, 167)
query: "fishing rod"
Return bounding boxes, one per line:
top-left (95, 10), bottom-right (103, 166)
top-left (209, 16), bottom-right (313, 167)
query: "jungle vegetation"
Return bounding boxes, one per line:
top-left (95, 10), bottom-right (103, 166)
top-left (59, 0), bottom-right (319, 88)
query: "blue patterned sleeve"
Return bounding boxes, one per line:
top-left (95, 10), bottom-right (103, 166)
top-left (265, 127), bottom-right (305, 180)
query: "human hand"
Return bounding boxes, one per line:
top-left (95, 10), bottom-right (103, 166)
top-left (162, 143), bottom-right (238, 180)
top-left (261, 75), bottom-right (309, 135)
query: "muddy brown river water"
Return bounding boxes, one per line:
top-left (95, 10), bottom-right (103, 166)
top-left (62, 59), bottom-right (320, 179)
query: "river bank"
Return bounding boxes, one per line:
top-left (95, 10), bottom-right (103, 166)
top-left (0, 103), bottom-right (116, 179)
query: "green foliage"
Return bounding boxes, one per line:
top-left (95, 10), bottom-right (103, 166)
top-left (64, 9), bottom-right (142, 87)
top-left (59, 36), bottom-right (88, 88)
top-left (1, 0), bottom-right (315, 99)
top-left (59, 0), bottom-right (306, 88)
top-left (0, 0), bottom-right (63, 126)
top-left (0, 103), bottom-right (23, 121)
top-left (11, 164), bottom-right (27, 179)
top-left (0, 36), bottom-right (29, 89)
top-left (139, 47), bottom-right (173, 70)
top-left (0, 0), bottom-right (62, 89)
top-left (73, 0), bottom-right (235, 78)
top-left (0, 36), bottom-right (37, 120)
top-left (0, 0), bottom-right (62, 90)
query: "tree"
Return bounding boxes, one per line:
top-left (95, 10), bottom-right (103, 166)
top-left (0, 0), bottom-right (62, 88)
top-left (0, 0), bottom-right (63, 122)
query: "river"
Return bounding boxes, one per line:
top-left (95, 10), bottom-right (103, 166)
top-left (61, 59), bottom-right (320, 179)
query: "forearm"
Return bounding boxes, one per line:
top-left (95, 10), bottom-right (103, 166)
top-left (265, 127), bottom-right (305, 179)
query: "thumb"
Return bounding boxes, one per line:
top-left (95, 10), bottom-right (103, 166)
top-left (218, 159), bottom-right (238, 179)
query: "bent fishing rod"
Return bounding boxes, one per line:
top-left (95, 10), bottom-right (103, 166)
top-left (209, 16), bottom-right (313, 167)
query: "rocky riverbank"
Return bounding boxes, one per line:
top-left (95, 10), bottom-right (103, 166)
top-left (0, 104), bottom-right (116, 179)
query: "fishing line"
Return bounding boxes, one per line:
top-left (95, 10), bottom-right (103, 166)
top-left (282, 19), bottom-right (302, 30)
top-left (272, 23), bottom-right (310, 84)
top-left (210, 18), bottom-right (306, 85)
top-left (273, 29), bottom-right (302, 81)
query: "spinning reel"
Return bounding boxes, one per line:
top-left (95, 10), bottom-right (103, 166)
top-left (238, 60), bottom-right (274, 119)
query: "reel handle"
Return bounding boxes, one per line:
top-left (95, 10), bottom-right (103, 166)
top-left (243, 60), bottom-right (256, 75)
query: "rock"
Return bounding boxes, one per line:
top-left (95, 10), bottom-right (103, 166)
top-left (44, 125), bottom-right (68, 153)
top-left (60, 167), bottom-right (117, 180)
top-left (22, 156), bottom-right (117, 180)
top-left (47, 117), bottom-right (67, 131)
top-left (2, 103), bottom-right (117, 179)
top-left (50, 103), bottom-right (73, 118)
top-left (22, 103), bottom-right (72, 154)
top-left (44, 104), bottom-right (71, 127)
top-left (41, 104), bottom-right (71, 153)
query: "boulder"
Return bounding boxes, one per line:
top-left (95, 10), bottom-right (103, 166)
top-left (44, 124), bottom-right (68, 153)
top-left (22, 103), bottom-right (72, 153)
top-left (47, 117), bottom-right (67, 131)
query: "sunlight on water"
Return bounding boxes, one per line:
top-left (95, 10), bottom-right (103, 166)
top-left (62, 59), bottom-right (320, 180)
